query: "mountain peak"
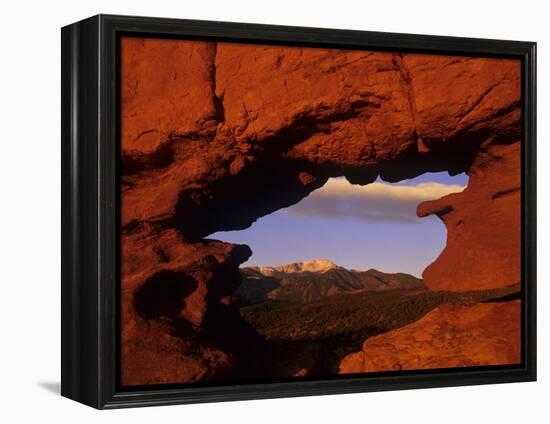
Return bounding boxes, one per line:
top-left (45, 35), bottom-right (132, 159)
top-left (277, 258), bottom-right (338, 273)
top-left (237, 261), bottom-right (425, 305)
top-left (247, 259), bottom-right (339, 275)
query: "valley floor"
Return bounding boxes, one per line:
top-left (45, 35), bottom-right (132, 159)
top-left (236, 284), bottom-right (521, 379)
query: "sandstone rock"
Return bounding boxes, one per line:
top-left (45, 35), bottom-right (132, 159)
top-left (121, 37), bottom-right (219, 154)
top-left (338, 301), bottom-right (520, 374)
top-left (120, 225), bottom-right (252, 385)
top-left (119, 37), bottom-right (521, 385)
top-left (217, 46), bottom-right (418, 166)
top-left (417, 142), bottom-right (521, 291)
top-left (402, 55), bottom-right (520, 148)
top-left (121, 320), bottom-right (235, 386)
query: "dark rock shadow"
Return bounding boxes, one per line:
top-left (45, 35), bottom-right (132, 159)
top-left (134, 270), bottom-right (198, 320)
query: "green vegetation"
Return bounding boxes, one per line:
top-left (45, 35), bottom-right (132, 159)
top-left (237, 284), bottom-right (520, 377)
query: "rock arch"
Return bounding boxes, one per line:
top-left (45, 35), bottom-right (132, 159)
top-left (120, 37), bottom-right (521, 385)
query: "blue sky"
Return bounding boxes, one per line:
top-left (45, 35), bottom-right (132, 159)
top-left (211, 172), bottom-right (468, 277)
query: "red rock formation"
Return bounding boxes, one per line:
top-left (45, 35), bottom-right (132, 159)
top-left (121, 38), bottom-right (219, 154)
top-left (339, 301), bottom-right (521, 373)
top-left (418, 142), bottom-right (521, 292)
top-left (120, 226), bottom-right (252, 385)
top-left (119, 36), bottom-right (521, 385)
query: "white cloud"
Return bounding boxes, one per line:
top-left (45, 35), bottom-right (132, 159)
top-left (285, 178), bottom-right (465, 223)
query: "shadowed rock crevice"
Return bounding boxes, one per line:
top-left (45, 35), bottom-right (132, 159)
top-left (391, 53), bottom-right (420, 141)
top-left (134, 270), bottom-right (198, 320)
top-left (174, 160), bottom-right (328, 241)
top-left (121, 141), bottom-right (175, 177)
top-left (209, 43), bottom-right (226, 124)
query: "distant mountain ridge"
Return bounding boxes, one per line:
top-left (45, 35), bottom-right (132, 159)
top-left (236, 259), bottom-right (425, 305)
top-left (246, 258), bottom-right (339, 276)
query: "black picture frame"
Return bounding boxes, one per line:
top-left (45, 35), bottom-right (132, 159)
top-left (61, 14), bottom-right (537, 409)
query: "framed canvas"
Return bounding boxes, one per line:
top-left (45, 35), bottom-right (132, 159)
top-left (61, 14), bottom-right (537, 409)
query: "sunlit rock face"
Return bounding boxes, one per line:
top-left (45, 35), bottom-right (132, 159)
top-left (120, 37), bottom-right (521, 386)
top-left (417, 142), bottom-right (521, 292)
top-left (338, 301), bottom-right (521, 373)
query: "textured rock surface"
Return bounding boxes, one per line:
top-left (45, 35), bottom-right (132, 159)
top-left (417, 142), bottom-right (521, 291)
top-left (338, 301), bottom-right (521, 373)
top-left (121, 38), bottom-right (219, 154)
top-left (120, 226), bottom-right (255, 385)
top-left (120, 36), bottom-right (521, 385)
